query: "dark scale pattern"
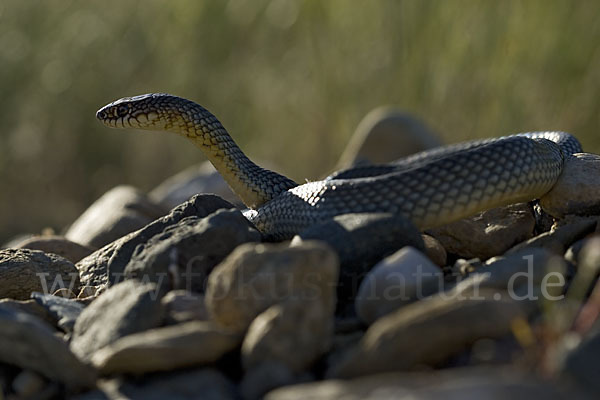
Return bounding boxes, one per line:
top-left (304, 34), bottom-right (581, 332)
top-left (328, 132), bottom-right (580, 181)
top-left (97, 94), bottom-right (577, 241)
top-left (249, 136), bottom-right (568, 240)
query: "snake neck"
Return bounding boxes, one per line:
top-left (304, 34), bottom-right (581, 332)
top-left (164, 102), bottom-right (297, 208)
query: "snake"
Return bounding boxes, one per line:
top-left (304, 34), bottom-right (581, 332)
top-left (96, 93), bottom-right (582, 240)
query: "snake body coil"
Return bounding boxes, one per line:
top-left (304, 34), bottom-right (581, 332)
top-left (97, 93), bottom-right (582, 240)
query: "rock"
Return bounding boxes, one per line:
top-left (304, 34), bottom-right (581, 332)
top-left (0, 305), bottom-right (96, 390)
top-left (477, 247), bottom-right (566, 291)
top-left (206, 241), bottom-right (339, 333)
top-left (540, 153), bottom-right (600, 218)
top-left (11, 370), bottom-right (49, 400)
top-left (447, 249), bottom-right (566, 317)
top-left (95, 368), bottom-right (237, 400)
top-left (31, 293), bottom-right (85, 333)
top-left (336, 107), bottom-right (441, 169)
top-left (66, 185), bottom-right (168, 249)
top-left (70, 280), bottom-right (164, 361)
top-left (428, 203), bottom-right (536, 260)
top-left (329, 290), bottom-right (525, 378)
top-left (149, 161), bottom-right (243, 209)
top-left (13, 235), bottom-right (96, 264)
top-left (241, 362), bottom-right (311, 400)
top-left (294, 213), bottom-right (424, 306)
top-left (507, 216), bottom-right (598, 256)
top-left (75, 236), bottom-right (128, 288)
top-left (124, 209), bottom-right (260, 293)
top-left (564, 234), bottom-right (600, 265)
top-left (266, 367), bottom-right (573, 400)
top-left (0, 298), bottom-right (54, 324)
top-left (566, 237), bottom-right (600, 335)
top-left (242, 299), bottom-right (334, 373)
top-left (560, 324), bottom-right (600, 395)
top-left (421, 234), bottom-right (447, 267)
top-left (91, 321), bottom-right (240, 374)
top-left (162, 290), bottom-right (209, 325)
top-left (295, 213), bottom-right (425, 265)
top-left (0, 249), bottom-right (79, 300)
top-left (1, 234), bottom-right (35, 249)
top-left (578, 236), bottom-right (600, 275)
top-left (355, 247), bottom-right (443, 325)
top-left (76, 194), bottom-right (237, 287)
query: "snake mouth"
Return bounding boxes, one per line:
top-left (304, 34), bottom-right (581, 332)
top-left (95, 109), bottom-right (108, 121)
top-left (95, 103), bottom-right (124, 127)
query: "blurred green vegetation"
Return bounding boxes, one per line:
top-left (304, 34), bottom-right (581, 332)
top-left (0, 0), bottom-right (599, 242)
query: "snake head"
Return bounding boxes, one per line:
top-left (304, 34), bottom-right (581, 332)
top-left (96, 93), bottom-right (178, 130)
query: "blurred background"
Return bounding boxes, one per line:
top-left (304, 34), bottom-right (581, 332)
top-left (0, 0), bottom-right (599, 243)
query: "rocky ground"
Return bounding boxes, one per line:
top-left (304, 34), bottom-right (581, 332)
top-left (2, 114), bottom-right (600, 399)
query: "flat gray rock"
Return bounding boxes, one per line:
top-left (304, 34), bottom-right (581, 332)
top-left (66, 185), bottom-right (168, 249)
top-left (477, 247), bottom-right (566, 291)
top-left (70, 280), bottom-right (164, 361)
top-left (429, 203), bottom-right (535, 260)
top-left (31, 292), bottom-right (85, 333)
top-left (0, 249), bottom-right (79, 300)
top-left (329, 290), bottom-right (525, 378)
top-left (124, 209), bottom-right (260, 293)
top-left (0, 304), bottom-right (96, 390)
top-left (76, 194), bottom-right (238, 287)
top-left (94, 368), bottom-right (237, 400)
top-left (91, 321), bottom-right (241, 374)
top-left (267, 367), bottom-right (572, 400)
top-left (0, 298), bottom-right (54, 324)
top-left (206, 241), bottom-right (339, 333)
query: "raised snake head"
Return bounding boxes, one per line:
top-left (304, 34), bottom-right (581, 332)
top-left (96, 93), bottom-right (206, 136)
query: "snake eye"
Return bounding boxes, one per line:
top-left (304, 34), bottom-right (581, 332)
top-left (116, 105), bottom-right (129, 117)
